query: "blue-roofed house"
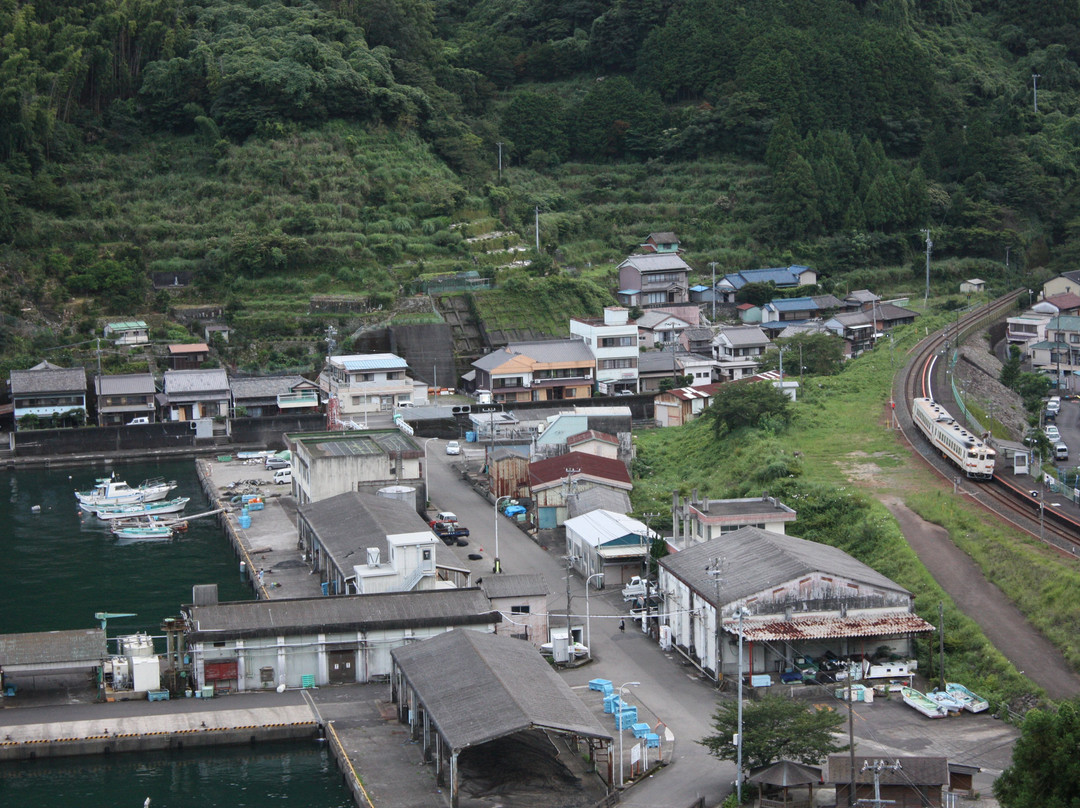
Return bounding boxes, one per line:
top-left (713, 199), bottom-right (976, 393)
top-left (715, 266), bottom-right (818, 303)
top-left (320, 353), bottom-right (425, 420)
top-left (761, 297), bottom-right (820, 323)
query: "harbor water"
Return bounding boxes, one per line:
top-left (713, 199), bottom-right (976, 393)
top-left (0, 459), bottom-right (353, 807)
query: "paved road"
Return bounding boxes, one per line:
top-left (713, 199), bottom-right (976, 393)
top-left (424, 442), bottom-right (1018, 807)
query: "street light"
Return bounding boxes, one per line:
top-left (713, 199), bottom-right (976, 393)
top-left (585, 572), bottom-right (604, 660)
top-left (616, 681), bottom-right (640, 787)
top-left (494, 494), bottom-right (513, 574)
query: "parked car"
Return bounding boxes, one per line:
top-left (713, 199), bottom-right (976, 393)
top-left (265, 456), bottom-right (290, 470)
top-left (1045, 425), bottom-right (1061, 442)
top-left (445, 440), bottom-right (461, 455)
top-left (127, 416), bottom-right (149, 425)
top-left (502, 504), bottom-right (526, 518)
top-left (622, 576), bottom-right (658, 602)
top-left (1056, 441), bottom-right (1070, 461)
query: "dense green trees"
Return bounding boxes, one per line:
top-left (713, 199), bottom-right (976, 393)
top-left (707, 381), bottom-right (793, 438)
top-left (994, 699), bottom-right (1080, 808)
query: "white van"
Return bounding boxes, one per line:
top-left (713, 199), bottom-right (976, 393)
top-left (436, 511), bottom-right (458, 523)
top-left (1055, 442), bottom-right (1069, 461)
top-left (273, 467), bottom-right (292, 485)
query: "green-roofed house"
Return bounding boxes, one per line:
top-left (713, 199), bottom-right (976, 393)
top-left (103, 320), bottom-right (149, 345)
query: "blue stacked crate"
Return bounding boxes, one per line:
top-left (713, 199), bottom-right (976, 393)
top-left (646, 733), bottom-right (660, 748)
top-left (589, 678), bottom-right (613, 695)
top-left (631, 722), bottom-right (651, 738)
top-left (604, 693), bottom-right (624, 714)
top-left (614, 706), bottom-right (638, 729)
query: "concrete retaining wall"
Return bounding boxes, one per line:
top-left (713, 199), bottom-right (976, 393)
top-left (229, 413), bottom-right (325, 447)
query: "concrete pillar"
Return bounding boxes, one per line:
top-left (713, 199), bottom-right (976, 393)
top-left (236, 640), bottom-right (246, 693)
top-left (317, 633), bottom-right (327, 685)
top-left (277, 636), bottom-right (287, 687)
top-left (435, 733), bottom-right (443, 784)
top-left (450, 751), bottom-right (459, 808)
top-left (422, 709), bottom-right (431, 762)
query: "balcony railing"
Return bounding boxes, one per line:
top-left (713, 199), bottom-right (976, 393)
top-left (277, 390), bottom-right (320, 408)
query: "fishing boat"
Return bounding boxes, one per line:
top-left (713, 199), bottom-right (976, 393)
top-left (946, 682), bottom-right (990, 713)
top-left (76, 475), bottom-right (176, 510)
top-left (926, 689), bottom-right (964, 713)
top-left (111, 523), bottom-right (174, 541)
top-left (900, 686), bottom-right (948, 718)
top-left (94, 496), bottom-right (191, 521)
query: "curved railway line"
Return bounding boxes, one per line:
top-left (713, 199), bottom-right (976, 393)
top-left (894, 289), bottom-right (1080, 557)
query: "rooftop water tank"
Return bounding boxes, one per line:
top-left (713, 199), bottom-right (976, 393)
top-left (377, 485), bottom-right (416, 506)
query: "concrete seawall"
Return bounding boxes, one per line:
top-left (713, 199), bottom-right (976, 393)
top-left (0, 704), bottom-right (319, 761)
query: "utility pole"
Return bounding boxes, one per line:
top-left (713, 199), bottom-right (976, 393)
top-left (923, 229), bottom-right (933, 308)
top-left (938, 601), bottom-right (946, 691)
top-left (709, 262), bottom-right (717, 322)
top-left (847, 661), bottom-right (856, 807)
top-left (1033, 73), bottom-right (1041, 113)
top-left (858, 759), bottom-right (902, 807)
top-left (706, 559), bottom-right (723, 687)
top-left (496, 141), bottom-right (503, 180)
top-left (535, 205), bottom-right (540, 253)
top-left (96, 337), bottom-right (102, 376)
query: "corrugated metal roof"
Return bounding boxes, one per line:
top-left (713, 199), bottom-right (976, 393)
top-left (480, 573), bottom-right (547, 600)
top-left (717, 326), bottom-right (770, 347)
top-left (506, 339), bottom-right (595, 364)
top-left (391, 630), bottom-right (612, 751)
top-left (105, 321), bottom-right (148, 330)
top-left (637, 310), bottom-right (690, 330)
top-left (660, 526), bottom-right (909, 606)
top-left (0, 628), bottom-right (106, 665)
top-left (566, 430), bottom-right (618, 446)
top-left (730, 613), bottom-right (934, 641)
top-left (566, 487), bottom-right (632, 518)
top-left (167, 343), bottom-right (210, 354)
top-left (187, 588), bottom-right (497, 640)
top-left (564, 509), bottom-right (652, 548)
top-left (766, 297), bottom-right (818, 312)
top-left (338, 353), bottom-right (408, 371)
top-left (95, 373), bottom-right (156, 396)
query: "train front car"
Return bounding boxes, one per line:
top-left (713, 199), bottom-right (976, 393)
top-left (911, 397), bottom-right (995, 480)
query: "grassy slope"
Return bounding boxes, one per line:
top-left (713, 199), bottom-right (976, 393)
top-left (632, 308), bottom-right (1080, 706)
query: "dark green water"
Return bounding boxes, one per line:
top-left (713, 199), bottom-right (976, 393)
top-left (0, 743), bottom-right (353, 808)
top-left (0, 459), bottom-right (251, 637)
top-left (0, 460), bottom-right (353, 807)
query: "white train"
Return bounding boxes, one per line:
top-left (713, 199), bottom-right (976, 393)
top-left (911, 397), bottom-right (996, 479)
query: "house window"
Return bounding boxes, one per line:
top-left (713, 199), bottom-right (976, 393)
top-left (351, 395), bottom-right (362, 406)
top-left (565, 388), bottom-right (576, 397)
top-left (422, 549), bottom-right (432, 561)
top-left (511, 605), bottom-right (530, 615)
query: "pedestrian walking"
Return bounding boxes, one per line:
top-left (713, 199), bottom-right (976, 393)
top-left (619, 619), bottom-right (625, 632)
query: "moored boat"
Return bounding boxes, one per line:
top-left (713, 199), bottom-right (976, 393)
top-left (900, 686), bottom-right (948, 718)
top-left (111, 522), bottom-right (174, 541)
top-left (94, 497), bottom-right (190, 521)
top-left (76, 475), bottom-right (176, 510)
top-left (945, 682), bottom-right (990, 713)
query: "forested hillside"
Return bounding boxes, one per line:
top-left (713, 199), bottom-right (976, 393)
top-left (2, 0), bottom-right (1078, 363)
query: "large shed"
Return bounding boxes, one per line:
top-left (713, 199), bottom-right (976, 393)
top-left (391, 630), bottom-right (612, 807)
top-left (0, 628), bottom-right (106, 692)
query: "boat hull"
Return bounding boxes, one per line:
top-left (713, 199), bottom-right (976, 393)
top-left (945, 682), bottom-right (990, 713)
top-left (900, 687), bottom-right (948, 718)
top-left (95, 497), bottom-right (190, 520)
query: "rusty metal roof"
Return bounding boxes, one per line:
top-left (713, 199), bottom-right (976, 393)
top-left (727, 613), bottom-right (934, 641)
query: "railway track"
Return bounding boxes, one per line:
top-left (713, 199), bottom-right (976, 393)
top-left (894, 289), bottom-right (1080, 554)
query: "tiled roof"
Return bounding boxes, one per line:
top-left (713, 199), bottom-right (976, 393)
top-left (828, 756), bottom-right (949, 787)
top-left (619, 253), bottom-right (691, 272)
top-left (10, 364), bottom-right (87, 395)
top-left (1044, 292), bottom-right (1080, 311)
top-left (163, 369), bottom-right (229, 395)
top-left (529, 450), bottom-right (631, 488)
top-left (230, 374), bottom-right (309, 401)
top-left (766, 297), bottom-right (818, 312)
top-left (506, 339), bottom-right (595, 364)
top-left (637, 310), bottom-right (690, 330)
top-left (391, 630), bottom-right (612, 751)
top-left (717, 326), bottom-right (770, 346)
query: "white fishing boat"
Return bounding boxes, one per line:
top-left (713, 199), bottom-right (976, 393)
top-left (946, 682), bottom-right (990, 713)
top-left (900, 686), bottom-right (948, 718)
top-left (76, 475), bottom-right (176, 510)
top-left (926, 689), bottom-right (964, 713)
top-left (94, 497), bottom-right (191, 521)
top-left (111, 522), bottom-right (174, 541)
